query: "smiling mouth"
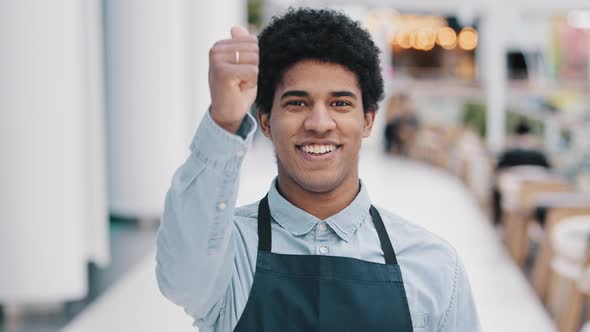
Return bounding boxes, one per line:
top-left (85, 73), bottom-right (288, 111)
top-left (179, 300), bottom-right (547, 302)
top-left (296, 144), bottom-right (342, 156)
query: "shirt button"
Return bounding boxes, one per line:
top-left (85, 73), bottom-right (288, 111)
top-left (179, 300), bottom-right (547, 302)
top-left (319, 223), bottom-right (327, 232)
top-left (217, 202), bottom-right (227, 210)
top-left (236, 150), bottom-right (244, 157)
top-left (319, 246), bottom-right (328, 255)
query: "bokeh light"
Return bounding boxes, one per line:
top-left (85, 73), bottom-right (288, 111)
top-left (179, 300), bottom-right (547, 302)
top-left (437, 27), bottom-right (458, 49)
top-left (458, 27), bottom-right (479, 50)
top-left (414, 28), bottom-right (437, 51)
top-left (396, 31), bottom-right (414, 49)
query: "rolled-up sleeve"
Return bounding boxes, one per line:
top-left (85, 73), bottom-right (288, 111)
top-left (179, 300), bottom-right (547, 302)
top-left (436, 254), bottom-right (481, 331)
top-left (156, 110), bottom-right (256, 326)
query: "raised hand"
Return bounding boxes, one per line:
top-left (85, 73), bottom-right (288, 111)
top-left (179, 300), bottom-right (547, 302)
top-left (208, 26), bottom-right (259, 133)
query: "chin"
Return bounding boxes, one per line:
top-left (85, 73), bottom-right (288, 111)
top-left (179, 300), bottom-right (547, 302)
top-left (294, 172), bottom-right (344, 193)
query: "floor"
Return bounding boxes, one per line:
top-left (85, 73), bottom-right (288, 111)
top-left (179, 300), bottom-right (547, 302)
top-left (0, 220), bottom-right (157, 332)
top-left (4, 138), bottom-right (558, 332)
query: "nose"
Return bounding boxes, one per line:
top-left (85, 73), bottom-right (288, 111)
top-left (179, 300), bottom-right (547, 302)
top-left (303, 104), bottom-right (336, 133)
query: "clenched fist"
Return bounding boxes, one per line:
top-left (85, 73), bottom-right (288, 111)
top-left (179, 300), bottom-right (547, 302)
top-left (209, 26), bottom-right (259, 133)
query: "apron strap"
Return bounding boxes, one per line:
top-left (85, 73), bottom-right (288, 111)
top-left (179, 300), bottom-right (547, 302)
top-left (257, 195), bottom-right (398, 265)
top-left (258, 195), bottom-right (272, 252)
top-left (370, 205), bottom-right (398, 265)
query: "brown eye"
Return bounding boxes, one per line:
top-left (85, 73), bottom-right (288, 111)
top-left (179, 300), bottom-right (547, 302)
top-left (285, 100), bottom-right (307, 107)
top-left (331, 100), bottom-right (352, 107)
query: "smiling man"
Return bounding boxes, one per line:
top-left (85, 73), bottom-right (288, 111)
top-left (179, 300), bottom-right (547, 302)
top-left (156, 8), bottom-right (480, 332)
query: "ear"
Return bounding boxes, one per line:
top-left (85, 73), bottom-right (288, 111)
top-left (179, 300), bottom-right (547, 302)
top-left (362, 107), bottom-right (376, 138)
top-left (257, 109), bottom-right (272, 138)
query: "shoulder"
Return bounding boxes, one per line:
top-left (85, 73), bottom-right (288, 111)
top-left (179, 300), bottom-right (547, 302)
top-left (375, 206), bottom-right (458, 263)
top-left (374, 207), bottom-right (464, 322)
top-left (233, 201), bottom-right (260, 239)
top-left (235, 201), bottom-right (259, 219)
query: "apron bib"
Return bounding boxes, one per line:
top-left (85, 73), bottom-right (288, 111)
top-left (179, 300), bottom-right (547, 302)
top-left (233, 195), bottom-right (413, 331)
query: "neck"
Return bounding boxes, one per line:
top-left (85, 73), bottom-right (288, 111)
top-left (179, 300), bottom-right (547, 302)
top-left (275, 173), bottom-right (360, 220)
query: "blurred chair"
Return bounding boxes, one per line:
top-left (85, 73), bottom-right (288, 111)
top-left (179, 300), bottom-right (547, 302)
top-left (407, 125), bottom-right (449, 167)
top-left (532, 193), bottom-right (590, 228)
top-left (533, 207), bottom-right (590, 302)
top-left (497, 166), bottom-right (552, 214)
top-left (496, 166), bottom-right (564, 264)
top-left (447, 128), bottom-right (494, 205)
top-left (504, 178), bottom-right (571, 266)
top-left (545, 215), bottom-right (590, 332)
top-left (491, 121), bottom-right (550, 225)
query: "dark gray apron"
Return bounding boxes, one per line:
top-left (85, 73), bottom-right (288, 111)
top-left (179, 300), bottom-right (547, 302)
top-left (233, 195), bottom-right (413, 331)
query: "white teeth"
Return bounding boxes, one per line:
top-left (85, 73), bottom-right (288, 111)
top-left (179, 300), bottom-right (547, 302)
top-left (301, 144), bottom-right (337, 154)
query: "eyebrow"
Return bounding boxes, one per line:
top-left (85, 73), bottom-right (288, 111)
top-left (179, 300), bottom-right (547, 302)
top-left (330, 91), bottom-right (357, 99)
top-left (279, 90), bottom-right (358, 100)
top-left (280, 90), bottom-right (308, 100)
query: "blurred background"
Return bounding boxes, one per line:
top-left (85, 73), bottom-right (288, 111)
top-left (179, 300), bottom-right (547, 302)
top-left (2, 0), bottom-right (590, 331)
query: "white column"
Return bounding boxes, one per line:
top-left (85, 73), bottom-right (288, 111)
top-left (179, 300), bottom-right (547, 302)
top-left (587, 30), bottom-right (590, 82)
top-left (0, 0), bottom-right (88, 303)
top-left (81, 0), bottom-right (110, 267)
top-left (104, 0), bottom-right (247, 219)
top-left (104, 0), bottom-right (189, 218)
top-left (185, 0), bottom-right (247, 143)
top-left (480, 10), bottom-right (508, 152)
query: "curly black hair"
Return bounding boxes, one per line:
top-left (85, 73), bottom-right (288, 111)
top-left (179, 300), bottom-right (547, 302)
top-left (256, 8), bottom-right (384, 114)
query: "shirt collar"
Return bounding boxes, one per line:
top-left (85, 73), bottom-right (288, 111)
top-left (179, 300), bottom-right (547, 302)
top-left (267, 178), bottom-right (372, 242)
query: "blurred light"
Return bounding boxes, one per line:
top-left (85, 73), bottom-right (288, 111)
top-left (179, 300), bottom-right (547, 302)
top-left (458, 27), bottom-right (478, 51)
top-left (437, 27), bottom-right (457, 50)
top-left (414, 28), bottom-right (437, 51)
top-left (568, 10), bottom-right (590, 30)
top-left (396, 31), bottom-right (414, 49)
top-left (364, 9), bottom-right (401, 38)
top-left (422, 42), bottom-right (436, 51)
top-left (386, 26), bottom-right (397, 45)
top-left (391, 14), bottom-right (448, 51)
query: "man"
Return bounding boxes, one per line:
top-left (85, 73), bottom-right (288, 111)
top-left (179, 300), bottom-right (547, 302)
top-left (492, 120), bottom-right (551, 224)
top-left (157, 8), bottom-right (480, 331)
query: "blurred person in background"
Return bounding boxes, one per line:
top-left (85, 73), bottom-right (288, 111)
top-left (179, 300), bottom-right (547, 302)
top-left (156, 8), bottom-right (479, 332)
top-left (384, 93), bottom-right (420, 155)
top-left (497, 120), bottom-right (549, 168)
top-left (492, 120), bottom-right (551, 224)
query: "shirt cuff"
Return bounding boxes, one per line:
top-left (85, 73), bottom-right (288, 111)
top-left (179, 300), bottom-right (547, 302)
top-left (236, 112), bottom-right (256, 139)
top-left (189, 109), bottom-right (257, 171)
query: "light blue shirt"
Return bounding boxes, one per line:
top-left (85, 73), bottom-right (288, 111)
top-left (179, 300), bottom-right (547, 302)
top-left (156, 111), bottom-right (480, 332)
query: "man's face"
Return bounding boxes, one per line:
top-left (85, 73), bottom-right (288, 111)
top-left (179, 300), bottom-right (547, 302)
top-left (258, 60), bottom-right (375, 194)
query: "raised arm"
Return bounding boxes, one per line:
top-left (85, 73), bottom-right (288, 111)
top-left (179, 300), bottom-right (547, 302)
top-left (155, 26), bottom-right (258, 324)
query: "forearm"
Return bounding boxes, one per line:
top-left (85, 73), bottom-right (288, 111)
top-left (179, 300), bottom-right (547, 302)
top-left (156, 110), bottom-right (256, 319)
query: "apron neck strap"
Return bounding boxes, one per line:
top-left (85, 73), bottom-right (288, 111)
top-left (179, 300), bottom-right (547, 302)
top-left (257, 195), bottom-right (398, 265)
top-left (370, 205), bottom-right (398, 264)
top-left (257, 195), bottom-right (273, 252)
